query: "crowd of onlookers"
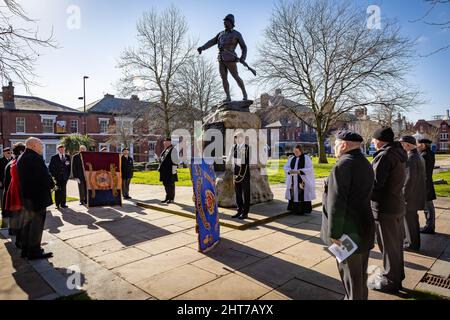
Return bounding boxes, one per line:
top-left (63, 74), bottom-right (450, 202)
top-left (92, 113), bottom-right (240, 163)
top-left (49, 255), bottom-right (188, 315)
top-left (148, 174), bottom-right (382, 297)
top-left (321, 127), bottom-right (437, 300)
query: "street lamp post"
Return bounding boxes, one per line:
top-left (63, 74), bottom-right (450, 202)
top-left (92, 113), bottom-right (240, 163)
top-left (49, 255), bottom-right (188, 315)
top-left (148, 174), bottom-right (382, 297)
top-left (78, 75), bottom-right (89, 134)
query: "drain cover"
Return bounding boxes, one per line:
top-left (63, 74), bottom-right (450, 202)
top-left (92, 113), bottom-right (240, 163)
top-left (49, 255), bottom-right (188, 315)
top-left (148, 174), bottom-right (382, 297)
top-left (421, 274), bottom-right (450, 289)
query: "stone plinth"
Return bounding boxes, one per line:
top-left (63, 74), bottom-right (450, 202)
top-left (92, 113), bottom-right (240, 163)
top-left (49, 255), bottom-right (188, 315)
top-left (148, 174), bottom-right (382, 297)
top-left (203, 102), bottom-right (274, 208)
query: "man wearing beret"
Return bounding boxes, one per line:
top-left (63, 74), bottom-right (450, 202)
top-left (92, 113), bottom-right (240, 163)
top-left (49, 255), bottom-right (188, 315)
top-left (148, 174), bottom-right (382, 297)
top-left (368, 127), bottom-right (407, 293)
top-left (400, 136), bottom-right (426, 251)
top-left (417, 138), bottom-right (436, 234)
top-left (321, 130), bottom-right (374, 300)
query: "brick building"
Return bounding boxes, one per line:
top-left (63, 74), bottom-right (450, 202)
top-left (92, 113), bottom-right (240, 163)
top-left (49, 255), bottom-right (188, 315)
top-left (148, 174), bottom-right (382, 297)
top-left (0, 82), bottom-right (165, 163)
top-left (414, 110), bottom-right (450, 153)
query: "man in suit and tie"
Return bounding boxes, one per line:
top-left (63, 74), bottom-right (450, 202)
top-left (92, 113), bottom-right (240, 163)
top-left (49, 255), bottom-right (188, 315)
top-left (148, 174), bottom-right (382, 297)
top-left (49, 144), bottom-right (71, 209)
top-left (121, 147), bottom-right (134, 199)
top-left (158, 138), bottom-right (179, 204)
top-left (228, 131), bottom-right (251, 220)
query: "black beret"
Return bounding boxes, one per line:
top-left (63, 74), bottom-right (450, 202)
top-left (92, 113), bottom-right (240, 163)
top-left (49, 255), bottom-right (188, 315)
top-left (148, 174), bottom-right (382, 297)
top-left (3, 147), bottom-right (11, 152)
top-left (373, 127), bottom-right (394, 143)
top-left (418, 138), bottom-right (432, 144)
top-left (400, 135), bottom-right (416, 145)
top-left (335, 130), bottom-right (363, 142)
top-left (164, 137), bottom-right (172, 142)
top-left (122, 147), bottom-right (129, 152)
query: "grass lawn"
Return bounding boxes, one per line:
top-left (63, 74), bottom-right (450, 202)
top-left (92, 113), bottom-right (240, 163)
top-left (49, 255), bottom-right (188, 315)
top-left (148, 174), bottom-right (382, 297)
top-left (433, 170), bottom-right (450, 198)
top-left (435, 154), bottom-right (450, 161)
top-left (132, 157), bottom-right (338, 187)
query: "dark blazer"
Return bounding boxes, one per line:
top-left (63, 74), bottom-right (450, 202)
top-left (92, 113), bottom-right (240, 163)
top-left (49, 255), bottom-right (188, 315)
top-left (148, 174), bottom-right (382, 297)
top-left (49, 153), bottom-right (71, 182)
top-left (71, 152), bottom-right (85, 182)
top-left (371, 142), bottom-right (407, 219)
top-left (0, 156), bottom-right (10, 188)
top-left (404, 149), bottom-right (426, 211)
top-left (321, 149), bottom-right (375, 253)
top-left (158, 146), bottom-right (178, 183)
top-left (121, 155), bottom-right (134, 180)
top-left (232, 144), bottom-right (250, 182)
top-left (17, 149), bottom-right (54, 212)
top-left (1, 161), bottom-right (12, 215)
top-left (420, 147), bottom-right (437, 201)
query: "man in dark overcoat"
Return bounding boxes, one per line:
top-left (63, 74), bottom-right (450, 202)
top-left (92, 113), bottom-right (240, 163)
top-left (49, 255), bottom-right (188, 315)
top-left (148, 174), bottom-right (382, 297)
top-left (369, 127), bottom-right (407, 293)
top-left (321, 130), bottom-right (375, 300)
top-left (417, 138), bottom-right (437, 234)
top-left (400, 136), bottom-right (426, 251)
top-left (158, 138), bottom-right (179, 204)
top-left (49, 144), bottom-right (71, 209)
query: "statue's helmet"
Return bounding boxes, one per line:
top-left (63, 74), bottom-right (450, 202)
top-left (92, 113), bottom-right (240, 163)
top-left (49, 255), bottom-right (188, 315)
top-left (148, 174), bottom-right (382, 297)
top-left (223, 14), bottom-right (235, 27)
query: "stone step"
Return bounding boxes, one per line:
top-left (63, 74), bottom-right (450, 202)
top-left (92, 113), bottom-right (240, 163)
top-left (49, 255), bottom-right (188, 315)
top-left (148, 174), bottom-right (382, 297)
top-left (136, 199), bottom-right (322, 230)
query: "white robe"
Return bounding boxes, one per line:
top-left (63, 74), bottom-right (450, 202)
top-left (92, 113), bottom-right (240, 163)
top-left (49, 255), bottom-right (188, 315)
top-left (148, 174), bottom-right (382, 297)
top-left (284, 155), bottom-right (316, 202)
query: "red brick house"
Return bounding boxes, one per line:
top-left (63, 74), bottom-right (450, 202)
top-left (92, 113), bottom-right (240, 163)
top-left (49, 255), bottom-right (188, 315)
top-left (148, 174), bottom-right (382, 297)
top-left (0, 82), bottom-right (165, 163)
top-left (414, 111), bottom-right (450, 153)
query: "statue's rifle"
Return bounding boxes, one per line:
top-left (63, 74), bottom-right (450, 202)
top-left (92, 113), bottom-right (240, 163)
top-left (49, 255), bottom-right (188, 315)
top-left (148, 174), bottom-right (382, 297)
top-left (223, 49), bottom-right (257, 76)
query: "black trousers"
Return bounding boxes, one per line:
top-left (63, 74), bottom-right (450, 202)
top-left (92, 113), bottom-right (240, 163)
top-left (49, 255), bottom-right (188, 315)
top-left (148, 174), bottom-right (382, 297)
top-left (235, 178), bottom-right (250, 214)
top-left (404, 210), bottom-right (421, 250)
top-left (375, 215), bottom-right (405, 286)
top-left (78, 180), bottom-right (87, 204)
top-left (55, 180), bottom-right (67, 207)
top-left (122, 178), bottom-right (131, 197)
top-left (21, 209), bottom-right (46, 257)
top-left (163, 180), bottom-right (175, 201)
top-left (337, 250), bottom-right (370, 300)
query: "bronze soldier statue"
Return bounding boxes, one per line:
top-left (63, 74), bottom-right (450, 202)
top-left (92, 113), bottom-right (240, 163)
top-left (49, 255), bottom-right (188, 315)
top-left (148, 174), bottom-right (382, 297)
top-left (198, 14), bottom-right (248, 102)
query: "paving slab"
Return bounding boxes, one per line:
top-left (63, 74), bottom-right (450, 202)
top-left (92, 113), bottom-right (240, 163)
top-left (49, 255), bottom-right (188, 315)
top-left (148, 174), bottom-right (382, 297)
top-left (174, 273), bottom-right (272, 300)
top-left (136, 264), bottom-right (218, 299)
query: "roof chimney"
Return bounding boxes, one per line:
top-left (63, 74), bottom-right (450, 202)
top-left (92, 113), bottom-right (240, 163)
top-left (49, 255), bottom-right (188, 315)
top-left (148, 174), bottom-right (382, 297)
top-left (446, 109), bottom-right (450, 120)
top-left (130, 95), bottom-right (139, 101)
top-left (275, 88), bottom-right (282, 96)
top-left (104, 93), bottom-right (115, 99)
top-left (2, 81), bottom-right (15, 108)
top-left (260, 93), bottom-right (269, 108)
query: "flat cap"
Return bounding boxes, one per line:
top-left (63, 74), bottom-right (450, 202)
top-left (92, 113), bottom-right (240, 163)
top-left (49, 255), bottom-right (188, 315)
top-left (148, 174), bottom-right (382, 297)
top-left (400, 135), bottom-right (416, 145)
top-left (3, 147), bottom-right (11, 152)
top-left (418, 138), bottom-right (432, 144)
top-left (373, 127), bottom-right (394, 143)
top-left (335, 130), bottom-right (363, 142)
top-left (57, 144), bottom-right (64, 149)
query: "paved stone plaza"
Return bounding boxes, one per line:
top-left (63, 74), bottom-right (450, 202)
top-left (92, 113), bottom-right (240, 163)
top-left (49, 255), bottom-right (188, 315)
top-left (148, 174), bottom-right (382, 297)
top-left (1, 179), bottom-right (449, 300)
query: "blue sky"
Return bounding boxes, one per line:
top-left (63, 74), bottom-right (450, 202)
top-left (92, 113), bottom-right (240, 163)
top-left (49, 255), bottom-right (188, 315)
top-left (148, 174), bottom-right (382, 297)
top-left (13, 0), bottom-right (450, 122)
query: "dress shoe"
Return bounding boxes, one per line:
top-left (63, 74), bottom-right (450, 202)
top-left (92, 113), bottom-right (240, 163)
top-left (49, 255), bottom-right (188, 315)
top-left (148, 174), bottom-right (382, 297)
top-left (161, 199), bottom-right (168, 203)
top-left (420, 228), bottom-right (435, 234)
top-left (231, 212), bottom-right (242, 219)
top-left (239, 214), bottom-right (248, 220)
top-left (61, 205), bottom-right (68, 209)
top-left (166, 200), bottom-right (174, 204)
top-left (28, 252), bottom-right (53, 260)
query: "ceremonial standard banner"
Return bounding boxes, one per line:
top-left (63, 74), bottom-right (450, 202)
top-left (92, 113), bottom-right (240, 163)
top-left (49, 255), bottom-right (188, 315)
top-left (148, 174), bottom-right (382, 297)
top-left (190, 158), bottom-right (220, 252)
top-left (81, 152), bottom-right (122, 207)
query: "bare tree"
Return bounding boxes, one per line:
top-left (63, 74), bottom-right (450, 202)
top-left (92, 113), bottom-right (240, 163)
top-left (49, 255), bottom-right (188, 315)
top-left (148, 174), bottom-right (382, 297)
top-left (411, 0), bottom-right (450, 56)
top-left (117, 6), bottom-right (195, 137)
top-left (354, 119), bottom-right (380, 152)
top-left (256, 0), bottom-right (419, 163)
top-left (173, 55), bottom-right (222, 119)
top-left (0, 0), bottom-right (56, 90)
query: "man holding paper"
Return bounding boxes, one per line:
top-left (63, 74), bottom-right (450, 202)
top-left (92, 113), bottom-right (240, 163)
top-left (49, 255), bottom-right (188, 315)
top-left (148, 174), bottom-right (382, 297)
top-left (321, 130), bottom-right (375, 300)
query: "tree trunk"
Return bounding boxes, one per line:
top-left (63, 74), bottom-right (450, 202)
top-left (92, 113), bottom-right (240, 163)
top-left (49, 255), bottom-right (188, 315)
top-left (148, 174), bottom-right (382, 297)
top-left (317, 132), bottom-right (328, 164)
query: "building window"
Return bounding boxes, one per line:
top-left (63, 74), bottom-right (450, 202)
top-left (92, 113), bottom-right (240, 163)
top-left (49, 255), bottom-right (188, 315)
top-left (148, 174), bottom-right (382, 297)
top-left (98, 143), bottom-right (110, 152)
top-left (44, 144), bottom-right (57, 163)
top-left (440, 133), bottom-right (449, 140)
top-left (16, 117), bottom-right (25, 133)
top-left (70, 120), bottom-right (78, 133)
top-left (42, 118), bottom-right (54, 133)
top-left (99, 119), bottom-right (109, 133)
